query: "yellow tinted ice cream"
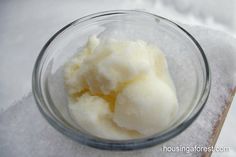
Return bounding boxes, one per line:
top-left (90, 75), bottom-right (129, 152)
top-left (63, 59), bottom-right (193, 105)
top-left (64, 35), bottom-right (178, 139)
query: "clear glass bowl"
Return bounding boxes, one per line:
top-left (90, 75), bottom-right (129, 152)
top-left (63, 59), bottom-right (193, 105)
top-left (32, 10), bottom-right (211, 150)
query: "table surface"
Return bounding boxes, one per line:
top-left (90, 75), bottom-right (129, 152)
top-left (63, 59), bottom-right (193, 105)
top-left (0, 1), bottom-right (236, 157)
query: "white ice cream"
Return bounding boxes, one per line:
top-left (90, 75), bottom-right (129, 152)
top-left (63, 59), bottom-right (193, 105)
top-left (69, 92), bottom-right (139, 139)
top-left (64, 35), bottom-right (179, 139)
top-left (114, 73), bottom-right (178, 135)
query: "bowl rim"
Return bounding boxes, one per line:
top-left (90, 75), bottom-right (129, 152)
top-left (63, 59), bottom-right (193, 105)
top-left (32, 10), bottom-right (211, 150)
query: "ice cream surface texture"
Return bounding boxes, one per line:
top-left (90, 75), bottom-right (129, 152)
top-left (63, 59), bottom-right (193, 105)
top-left (64, 35), bottom-right (179, 139)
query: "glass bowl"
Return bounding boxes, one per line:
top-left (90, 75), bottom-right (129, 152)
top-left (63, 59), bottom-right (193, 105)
top-left (32, 10), bottom-right (211, 150)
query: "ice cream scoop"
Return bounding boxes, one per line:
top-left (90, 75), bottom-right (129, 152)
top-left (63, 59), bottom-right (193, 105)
top-left (64, 35), bottom-right (179, 139)
top-left (113, 73), bottom-right (178, 135)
